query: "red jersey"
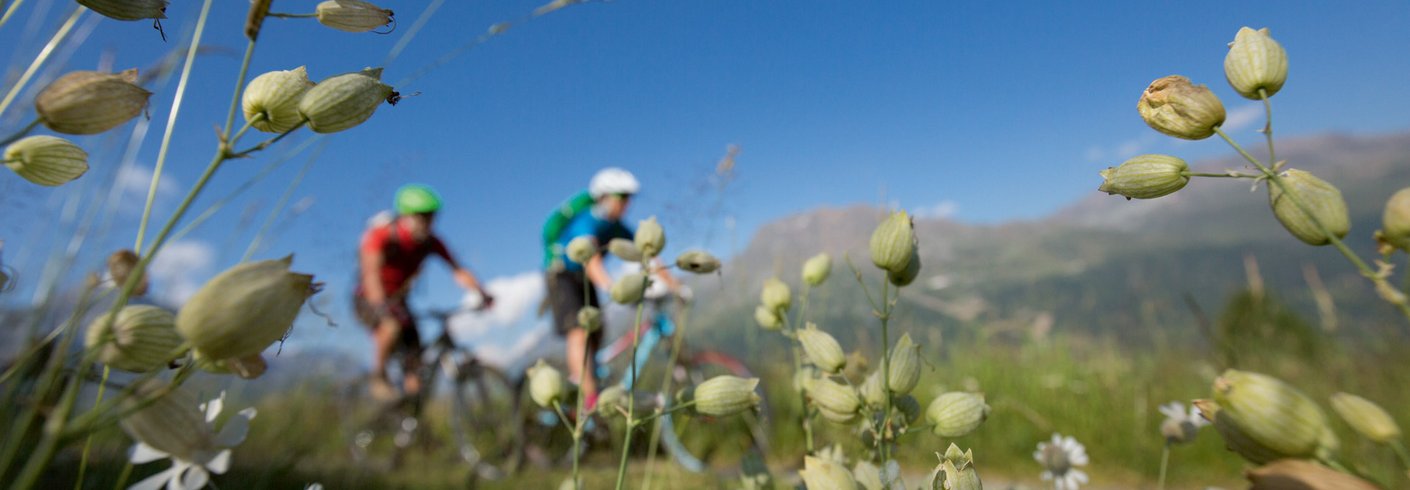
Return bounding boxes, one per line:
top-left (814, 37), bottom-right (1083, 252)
top-left (357, 221), bottom-right (451, 297)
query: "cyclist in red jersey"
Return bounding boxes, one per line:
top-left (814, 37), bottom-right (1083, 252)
top-left (354, 184), bottom-right (494, 400)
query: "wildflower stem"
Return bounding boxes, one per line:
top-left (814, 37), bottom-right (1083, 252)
top-left (0, 0), bottom-right (26, 30)
top-left (222, 41), bottom-right (258, 142)
top-left (1183, 171), bottom-right (1261, 179)
top-left (73, 366), bottom-right (113, 490)
top-left (1157, 444), bottom-right (1170, 490)
top-left (241, 144), bottom-right (318, 262)
top-left (878, 280), bottom-right (894, 463)
top-left (552, 400), bottom-right (582, 490)
top-left (614, 273), bottom-right (651, 490)
top-left (137, 0), bottom-right (213, 252)
top-left (228, 121), bottom-right (304, 158)
top-left (1214, 127), bottom-right (1410, 328)
top-left (0, 6), bottom-right (85, 120)
top-left (1391, 440), bottom-right (1410, 473)
top-left (0, 118), bottom-right (40, 147)
top-left (642, 298), bottom-right (692, 490)
top-left (266, 12), bottom-right (318, 19)
top-left (565, 275), bottom-right (592, 490)
top-left (112, 461), bottom-right (133, 490)
top-left (1260, 89), bottom-right (1277, 170)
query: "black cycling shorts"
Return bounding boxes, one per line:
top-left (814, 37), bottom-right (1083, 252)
top-left (547, 270), bottom-right (603, 348)
top-left (353, 293), bottom-right (422, 357)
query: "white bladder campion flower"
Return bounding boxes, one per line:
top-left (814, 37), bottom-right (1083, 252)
top-left (127, 391), bottom-right (257, 490)
top-left (1034, 433), bottom-right (1089, 490)
top-left (1160, 401), bottom-right (1209, 444)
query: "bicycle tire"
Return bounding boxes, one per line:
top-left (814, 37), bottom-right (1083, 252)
top-left (658, 350), bottom-right (771, 474)
top-left (442, 355), bottom-right (525, 481)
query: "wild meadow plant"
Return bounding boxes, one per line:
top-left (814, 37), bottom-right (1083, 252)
top-left (1098, 25), bottom-right (1410, 488)
top-left (0, 0), bottom-right (426, 488)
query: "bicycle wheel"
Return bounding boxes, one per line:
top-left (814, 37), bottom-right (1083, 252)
top-left (441, 353), bottom-right (525, 481)
top-left (659, 350), bottom-right (771, 474)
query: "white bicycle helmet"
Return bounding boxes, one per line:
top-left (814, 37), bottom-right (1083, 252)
top-left (589, 167), bottom-right (640, 199)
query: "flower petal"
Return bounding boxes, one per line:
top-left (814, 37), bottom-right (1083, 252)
top-left (206, 449), bottom-right (232, 474)
top-left (216, 412), bottom-right (251, 447)
top-left (130, 443), bottom-right (169, 464)
top-left (1159, 402), bottom-right (1185, 420)
top-left (203, 393), bottom-right (226, 423)
top-left (129, 467), bottom-right (177, 490)
top-left (176, 465), bottom-right (209, 490)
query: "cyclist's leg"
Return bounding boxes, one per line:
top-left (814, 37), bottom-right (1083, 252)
top-left (356, 293), bottom-right (399, 399)
top-left (551, 270), bottom-right (599, 403)
top-left (390, 298), bottom-right (423, 397)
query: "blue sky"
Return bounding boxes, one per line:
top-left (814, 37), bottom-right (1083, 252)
top-left (3, 0), bottom-right (1409, 365)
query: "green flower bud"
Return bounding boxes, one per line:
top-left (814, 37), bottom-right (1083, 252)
top-left (1329, 392), bottom-right (1401, 444)
top-left (243, 67), bottom-right (315, 133)
top-left (1246, 459), bottom-right (1379, 490)
top-left (78, 0), bottom-right (168, 21)
top-left (634, 216), bottom-right (666, 258)
top-left (298, 68), bottom-right (395, 134)
top-left (1194, 399), bottom-right (1285, 465)
top-left (35, 69), bottom-right (152, 135)
top-left (607, 238), bottom-right (642, 262)
top-left (1379, 188), bottom-right (1410, 251)
top-left (175, 256), bottom-right (316, 362)
top-left (809, 377), bottom-right (861, 422)
top-left (1268, 169), bottom-right (1350, 246)
top-left (610, 272), bottom-right (648, 304)
top-left (4, 135), bottom-right (87, 186)
top-left (926, 392), bottom-right (990, 438)
top-left (754, 305), bottom-right (782, 331)
top-left (315, 0), bottom-right (394, 33)
top-left (886, 248), bottom-right (921, 287)
top-left (597, 385), bottom-right (627, 415)
top-left (800, 455), bottom-right (858, 490)
top-left (85, 305), bottom-right (183, 373)
top-left (887, 332), bottom-right (921, 395)
top-left (694, 375), bottom-right (761, 417)
top-left (120, 380), bottom-right (214, 461)
top-left (566, 236), bottom-right (596, 264)
top-left (870, 211), bottom-right (915, 273)
top-left (760, 277), bottom-right (791, 312)
top-left (798, 323), bottom-right (846, 374)
top-left (1098, 154), bottom-right (1190, 200)
top-left (1137, 75), bottom-right (1226, 140)
top-left (1212, 370), bottom-right (1329, 460)
top-left (1224, 27), bottom-right (1288, 100)
top-left (859, 370), bottom-right (886, 409)
top-left (803, 253), bottom-right (832, 286)
top-left (576, 306), bottom-right (602, 332)
top-left (527, 359), bottom-right (564, 408)
top-left (675, 250), bottom-right (721, 274)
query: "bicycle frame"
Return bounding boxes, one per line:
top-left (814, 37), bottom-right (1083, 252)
top-left (593, 296), bottom-right (676, 392)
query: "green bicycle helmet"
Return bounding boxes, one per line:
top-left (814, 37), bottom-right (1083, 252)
top-left (395, 184), bottom-right (442, 215)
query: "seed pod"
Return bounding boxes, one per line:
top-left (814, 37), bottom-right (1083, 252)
top-left (754, 305), bottom-right (782, 331)
top-left (1224, 27), bottom-right (1288, 100)
top-left (243, 67), bottom-right (315, 133)
top-left (1137, 75), bottom-right (1226, 140)
top-left (1246, 459), bottom-right (1379, 490)
top-left (1380, 188), bottom-right (1410, 251)
top-left (597, 385), bottom-right (627, 415)
top-left (1212, 370), bottom-right (1329, 460)
top-left (926, 392), bottom-right (990, 438)
top-left (1329, 393), bottom-right (1402, 444)
top-left (35, 69), bottom-right (151, 135)
top-left (85, 305), bottom-right (183, 373)
top-left (675, 250), bottom-right (720, 274)
top-left (298, 68), bottom-right (394, 134)
top-left (894, 394), bottom-right (921, 423)
top-left (315, 0), bottom-right (394, 33)
top-left (886, 332), bottom-right (921, 395)
top-left (78, 0), bottom-right (169, 21)
top-left (1268, 169), bottom-right (1350, 246)
top-left (870, 211), bottom-right (915, 273)
top-left (607, 238), bottom-right (642, 262)
top-left (802, 253), bottom-right (832, 286)
top-left (566, 236), bottom-right (596, 264)
top-left (694, 375), bottom-right (760, 417)
top-left (527, 359), bottom-right (564, 408)
top-left (851, 460), bottom-right (884, 490)
top-left (798, 323), bottom-right (846, 374)
top-left (886, 248), bottom-right (921, 287)
top-left (175, 256), bottom-right (315, 362)
top-left (932, 444), bottom-right (982, 490)
top-left (4, 135), bottom-right (88, 186)
top-left (576, 306), bottom-right (602, 332)
top-left (760, 277), bottom-right (791, 313)
top-left (1098, 154), bottom-right (1190, 200)
top-left (610, 272), bottom-right (647, 304)
top-left (800, 455), bottom-right (857, 490)
top-left (634, 216), bottom-right (666, 258)
top-left (120, 380), bottom-right (215, 461)
top-left (809, 377), bottom-right (861, 422)
top-left (106, 249), bottom-right (148, 296)
top-left (859, 370), bottom-right (886, 409)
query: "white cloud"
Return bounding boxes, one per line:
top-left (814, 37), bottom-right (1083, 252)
top-left (449, 271), bottom-right (545, 339)
top-left (113, 165), bottom-right (180, 214)
top-left (147, 240), bottom-right (215, 305)
top-left (913, 200), bottom-right (959, 219)
top-left (1222, 103), bottom-right (1263, 133)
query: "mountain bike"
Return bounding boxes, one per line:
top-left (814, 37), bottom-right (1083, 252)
top-left (340, 305), bottom-right (524, 484)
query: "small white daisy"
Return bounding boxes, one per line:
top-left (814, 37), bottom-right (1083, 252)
top-left (1159, 401), bottom-right (1209, 444)
top-left (128, 392), bottom-right (257, 490)
top-left (1034, 433), bottom-right (1089, 490)
top-left (1160, 401), bottom-right (1209, 429)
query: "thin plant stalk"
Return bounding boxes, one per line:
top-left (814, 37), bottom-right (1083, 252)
top-left (112, 461), bottom-right (133, 490)
top-left (72, 365), bottom-right (112, 490)
top-left (614, 272), bottom-right (651, 490)
top-left (1391, 440), bottom-right (1410, 473)
top-left (0, 118), bottom-right (40, 147)
top-left (1157, 444), bottom-right (1170, 490)
top-left (0, 0), bottom-right (23, 30)
top-left (566, 275), bottom-right (593, 490)
top-left (241, 144), bottom-right (320, 262)
top-left (641, 299), bottom-right (690, 490)
top-left (0, 6), bottom-right (86, 119)
top-left (221, 41), bottom-right (257, 142)
top-left (137, 0), bottom-right (214, 252)
top-left (878, 279), bottom-right (893, 462)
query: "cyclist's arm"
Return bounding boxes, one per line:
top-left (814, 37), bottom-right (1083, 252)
top-left (585, 253), bottom-right (613, 290)
top-left (433, 238), bottom-right (494, 306)
top-left (359, 238), bottom-right (387, 308)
